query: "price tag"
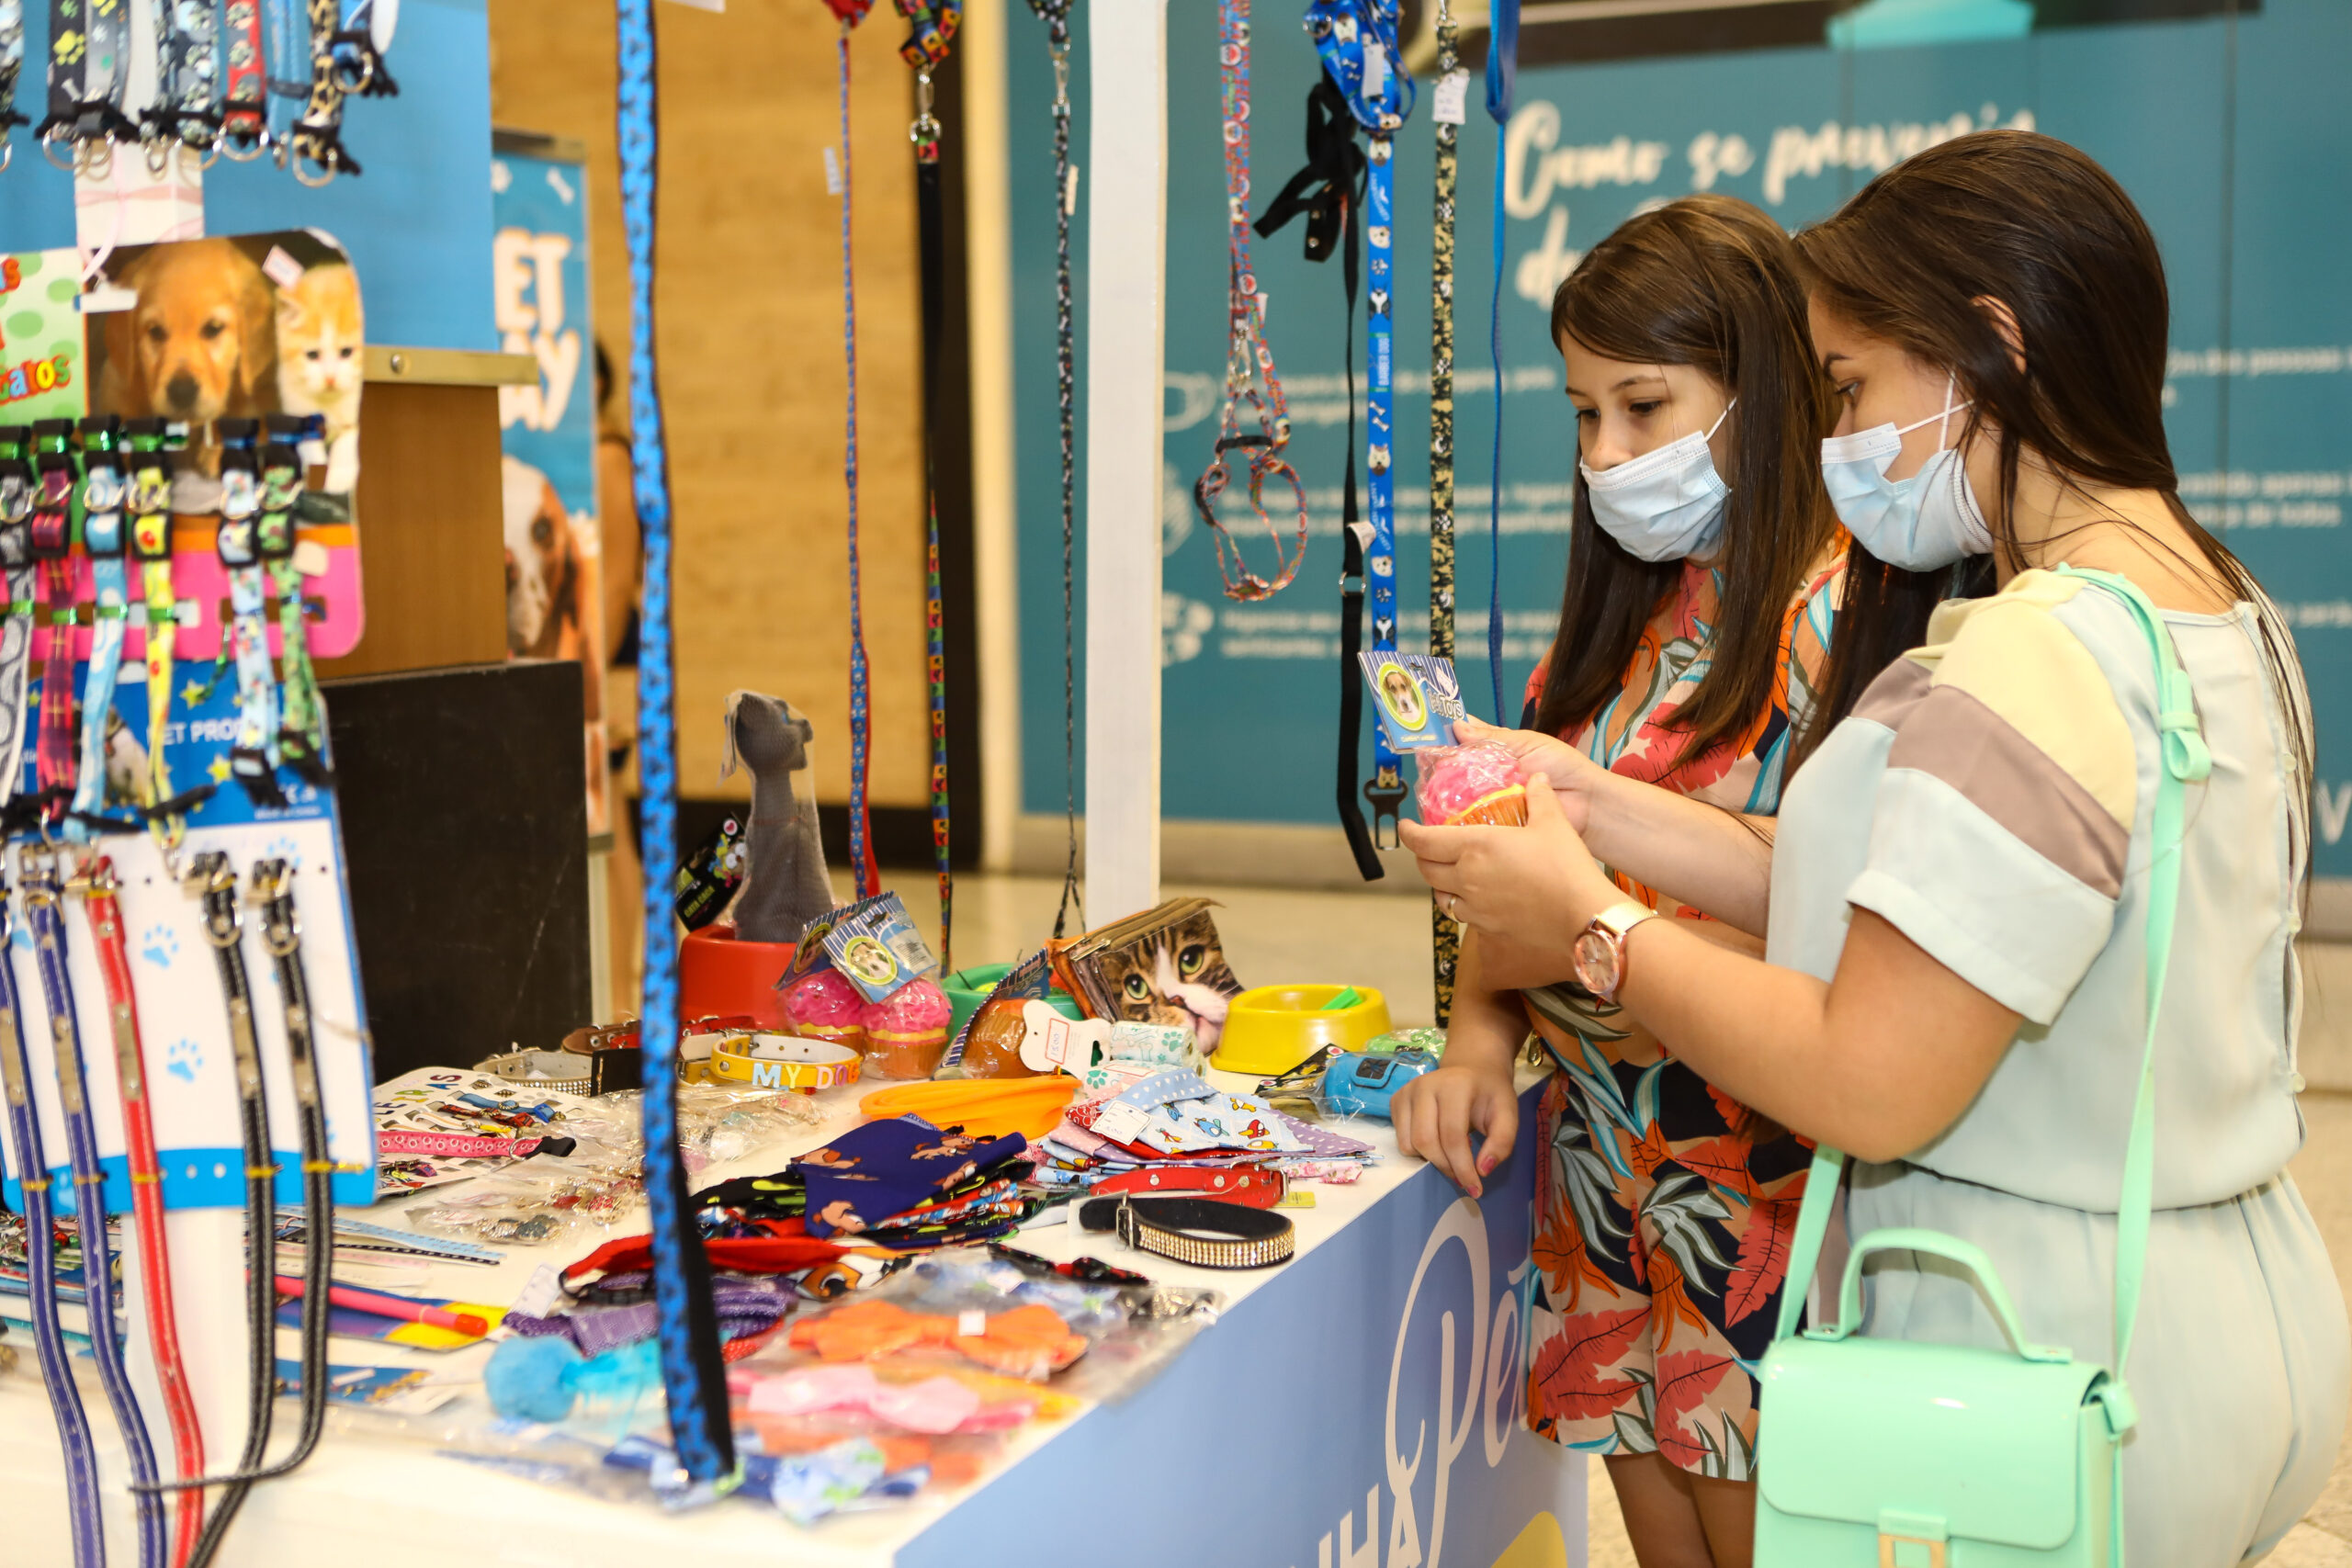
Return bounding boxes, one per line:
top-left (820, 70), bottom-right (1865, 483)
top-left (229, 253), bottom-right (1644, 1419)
top-left (1361, 43), bottom-right (1388, 102)
top-left (1092, 1102), bottom-right (1151, 1145)
top-left (823, 146), bottom-right (843, 197)
top-left (957, 1310), bottom-right (986, 1337)
top-left (1433, 70), bottom-right (1470, 125)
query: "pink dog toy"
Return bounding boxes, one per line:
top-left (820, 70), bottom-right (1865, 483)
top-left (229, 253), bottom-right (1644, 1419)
top-left (1416, 741), bottom-right (1527, 827)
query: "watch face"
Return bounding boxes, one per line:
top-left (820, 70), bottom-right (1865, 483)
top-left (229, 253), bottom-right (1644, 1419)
top-left (1572, 929), bottom-right (1620, 997)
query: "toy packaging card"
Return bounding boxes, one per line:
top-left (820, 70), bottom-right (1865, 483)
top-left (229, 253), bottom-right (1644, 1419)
top-left (1359, 653), bottom-right (1469, 752)
top-left (822, 892), bottom-right (936, 1004)
top-left (942, 949), bottom-right (1057, 1069)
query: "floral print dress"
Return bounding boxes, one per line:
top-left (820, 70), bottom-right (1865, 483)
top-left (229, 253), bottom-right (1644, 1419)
top-left (1521, 556), bottom-right (1838, 1480)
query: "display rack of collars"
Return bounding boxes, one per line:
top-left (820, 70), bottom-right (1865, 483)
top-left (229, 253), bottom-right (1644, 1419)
top-left (14, 0), bottom-right (398, 181)
top-left (0, 238), bottom-right (379, 1568)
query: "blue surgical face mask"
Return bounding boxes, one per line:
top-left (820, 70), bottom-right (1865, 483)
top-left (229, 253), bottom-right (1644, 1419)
top-left (1578, 399), bottom-right (1736, 563)
top-left (1820, 375), bottom-right (1990, 570)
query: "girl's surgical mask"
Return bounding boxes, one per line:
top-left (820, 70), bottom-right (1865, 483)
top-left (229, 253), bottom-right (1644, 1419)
top-left (1579, 400), bottom-right (1736, 563)
top-left (1819, 374), bottom-right (1989, 570)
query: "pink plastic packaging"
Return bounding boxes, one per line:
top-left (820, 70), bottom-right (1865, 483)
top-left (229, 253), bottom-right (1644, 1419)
top-left (862, 977), bottom-right (952, 1080)
top-left (782, 969), bottom-right (870, 1055)
top-left (1416, 740), bottom-right (1527, 827)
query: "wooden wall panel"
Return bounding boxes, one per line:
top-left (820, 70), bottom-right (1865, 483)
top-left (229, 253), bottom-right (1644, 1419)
top-left (487, 0), bottom-right (931, 806)
top-left (316, 382), bottom-right (511, 680)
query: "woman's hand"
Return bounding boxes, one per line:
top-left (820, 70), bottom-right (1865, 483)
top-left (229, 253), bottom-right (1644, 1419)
top-left (1391, 1059), bottom-right (1521, 1199)
top-left (1403, 774), bottom-right (1622, 966)
top-left (1453, 716), bottom-right (1608, 834)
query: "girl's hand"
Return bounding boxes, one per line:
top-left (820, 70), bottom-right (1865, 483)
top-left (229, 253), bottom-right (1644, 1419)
top-left (1391, 1059), bottom-right (1520, 1198)
top-left (1453, 716), bottom-right (1605, 834)
top-left (1403, 774), bottom-right (1621, 967)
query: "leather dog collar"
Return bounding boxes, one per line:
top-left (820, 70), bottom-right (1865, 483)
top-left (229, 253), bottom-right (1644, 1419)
top-left (1079, 1194), bottom-right (1295, 1270)
top-left (1093, 1164), bottom-right (1286, 1210)
top-left (708, 1032), bottom-right (861, 1092)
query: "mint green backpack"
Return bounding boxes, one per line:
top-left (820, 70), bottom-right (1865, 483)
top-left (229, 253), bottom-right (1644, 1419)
top-left (1753, 570), bottom-right (2212, 1568)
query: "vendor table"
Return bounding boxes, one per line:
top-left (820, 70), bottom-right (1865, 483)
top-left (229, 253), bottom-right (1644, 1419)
top-left (0, 1076), bottom-right (1583, 1568)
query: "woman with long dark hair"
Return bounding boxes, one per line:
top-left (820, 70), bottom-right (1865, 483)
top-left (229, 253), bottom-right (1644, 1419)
top-left (1395, 193), bottom-right (1842, 1566)
top-left (1405, 130), bottom-right (2347, 1562)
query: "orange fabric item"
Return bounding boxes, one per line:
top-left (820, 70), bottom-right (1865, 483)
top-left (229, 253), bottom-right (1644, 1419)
top-left (857, 1077), bottom-right (1079, 1141)
top-left (786, 1297), bottom-right (1090, 1378)
top-left (950, 1303), bottom-right (1088, 1375)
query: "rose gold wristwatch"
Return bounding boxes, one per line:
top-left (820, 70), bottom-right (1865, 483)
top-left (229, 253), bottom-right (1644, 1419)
top-left (1571, 899), bottom-right (1660, 1002)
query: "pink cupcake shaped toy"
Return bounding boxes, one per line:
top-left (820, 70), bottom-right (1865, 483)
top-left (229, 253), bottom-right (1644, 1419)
top-left (781, 968), bottom-right (871, 1056)
top-left (861, 976), bottom-right (953, 1080)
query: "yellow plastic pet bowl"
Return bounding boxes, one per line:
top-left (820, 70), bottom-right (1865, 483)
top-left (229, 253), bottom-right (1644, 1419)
top-left (1211, 984), bottom-right (1394, 1077)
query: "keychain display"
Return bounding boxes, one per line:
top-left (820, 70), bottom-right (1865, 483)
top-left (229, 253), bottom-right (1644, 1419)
top-left (14, 0), bottom-right (396, 177)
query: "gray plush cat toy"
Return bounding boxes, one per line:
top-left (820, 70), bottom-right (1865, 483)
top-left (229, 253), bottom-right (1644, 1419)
top-left (718, 692), bottom-right (834, 944)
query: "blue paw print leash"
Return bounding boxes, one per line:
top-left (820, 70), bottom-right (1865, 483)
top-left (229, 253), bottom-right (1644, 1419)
top-left (617, 0), bottom-right (739, 1488)
top-left (1306, 0), bottom-right (1413, 856)
top-left (66, 418), bottom-right (130, 843)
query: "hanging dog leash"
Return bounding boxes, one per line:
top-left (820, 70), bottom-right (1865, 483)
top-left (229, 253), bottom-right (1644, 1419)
top-left (830, 0), bottom-right (882, 903)
top-left (898, 0), bottom-right (959, 970)
top-left (285, 0), bottom-right (358, 181)
top-left (1427, 0), bottom-right (1462, 1023)
top-left (220, 0), bottom-right (267, 157)
top-left (616, 0), bottom-right (738, 1490)
top-left (1254, 77), bottom-right (1373, 879)
top-left (212, 422), bottom-right (287, 807)
top-left (1192, 0), bottom-right (1306, 604)
top-left (329, 0), bottom-right (396, 97)
top-left (1481, 0), bottom-right (1518, 720)
top-left (0, 879), bottom-right (103, 1568)
top-left (79, 856), bottom-right (208, 1565)
top-left (0, 427), bottom-right (39, 810)
top-left (25, 846), bottom-right (167, 1568)
top-left (125, 422), bottom-right (196, 847)
top-left (68, 418), bottom-right (131, 841)
top-left (1025, 0), bottom-right (1081, 938)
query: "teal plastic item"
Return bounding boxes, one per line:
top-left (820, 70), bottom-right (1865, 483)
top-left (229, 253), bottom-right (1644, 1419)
top-left (1756, 570), bottom-right (2210, 1568)
top-left (1827, 0), bottom-right (2033, 49)
top-left (942, 964), bottom-right (1082, 1041)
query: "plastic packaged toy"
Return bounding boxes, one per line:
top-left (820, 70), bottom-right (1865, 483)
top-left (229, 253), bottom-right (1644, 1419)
top-left (780, 968), bottom-right (870, 1056)
top-left (1416, 740), bottom-right (1527, 827)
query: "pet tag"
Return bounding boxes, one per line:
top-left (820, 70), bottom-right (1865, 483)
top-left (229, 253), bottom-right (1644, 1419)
top-left (1017, 1000), bottom-right (1112, 1074)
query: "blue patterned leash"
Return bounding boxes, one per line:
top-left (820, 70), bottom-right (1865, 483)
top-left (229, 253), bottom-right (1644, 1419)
top-left (834, 9), bottom-right (879, 900)
top-left (0, 879), bottom-right (103, 1567)
top-left (26, 846), bottom-right (165, 1568)
top-left (1482, 0), bottom-right (1517, 721)
top-left (68, 419), bottom-right (130, 842)
top-left (1305, 0), bottom-right (1410, 845)
top-left (615, 0), bottom-right (737, 1492)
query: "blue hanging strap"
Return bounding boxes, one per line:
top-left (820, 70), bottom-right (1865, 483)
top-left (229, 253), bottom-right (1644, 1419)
top-left (1482, 0), bottom-right (1518, 721)
top-left (616, 0), bottom-right (739, 1493)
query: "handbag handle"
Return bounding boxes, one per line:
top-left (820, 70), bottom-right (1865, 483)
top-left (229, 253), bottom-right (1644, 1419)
top-left (1824, 1225), bottom-right (2071, 1363)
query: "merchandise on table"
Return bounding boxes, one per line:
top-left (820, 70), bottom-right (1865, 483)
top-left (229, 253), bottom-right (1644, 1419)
top-left (778, 967), bottom-right (871, 1056)
top-left (1212, 981), bottom-right (1393, 1074)
top-left (859, 976), bottom-right (952, 1079)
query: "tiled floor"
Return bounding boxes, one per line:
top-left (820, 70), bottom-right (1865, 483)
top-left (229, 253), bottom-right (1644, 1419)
top-left (882, 871), bottom-right (2352, 1564)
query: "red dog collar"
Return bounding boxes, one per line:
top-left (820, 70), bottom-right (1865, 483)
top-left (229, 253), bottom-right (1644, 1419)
top-left (1092, 1165), bottom-right (1286, 1209)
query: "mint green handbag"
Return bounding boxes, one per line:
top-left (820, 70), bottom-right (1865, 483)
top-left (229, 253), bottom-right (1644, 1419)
top-left (1753, 569), bottom-right (2212, 1568)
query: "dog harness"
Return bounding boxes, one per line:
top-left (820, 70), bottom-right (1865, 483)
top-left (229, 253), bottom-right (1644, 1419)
top-left (68, 417), bottom-right (131, 841)
top-left (1482, 0), bottom-right (1519, 719)
top-left (29, 421), bottom-right (77, 824)
top-left (899, 0), bottom-right (959, 970)
top-left (1193, 0), bottom-right (1307, 604)
top-left (25, 845), bottom-right (168, 1568)
top-left (617, 0), bottom-right (740, 1488)
top-left (1427, 0), bottom-right (1462, 1022)
top-left (80, 856), bottom-right (209, 1563)
top-left (0, 879), bottom-right (102, 1568)
top-left (0, 427), bottom-right (39, 810)
top-left (1024, 0), bottom-right (1082, 938)
top-left (261, 422), bottom-right (330, 786)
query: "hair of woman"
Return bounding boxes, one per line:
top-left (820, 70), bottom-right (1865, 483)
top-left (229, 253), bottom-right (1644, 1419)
top-left (1791, 129), bottom-right (2311, 823)
top-left (1533, 194), bottom-right (1842, 765)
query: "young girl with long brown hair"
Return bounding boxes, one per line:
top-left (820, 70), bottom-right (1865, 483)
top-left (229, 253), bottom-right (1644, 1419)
top-left (1395, 192), bottom-right (1843, 1567)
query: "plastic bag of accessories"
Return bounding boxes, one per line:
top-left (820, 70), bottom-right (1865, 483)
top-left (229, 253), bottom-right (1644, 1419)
top-left (729, 1243), bottom-right (1220, 1403)
top-left (676, 1081), bottom-right (829, 1172)
top-left (402, 1167), bottom-right (641, 1248)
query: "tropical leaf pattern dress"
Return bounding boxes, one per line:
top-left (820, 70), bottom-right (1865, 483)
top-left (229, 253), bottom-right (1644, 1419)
top-left (1521, 557), bottom-right (1839, 1479)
